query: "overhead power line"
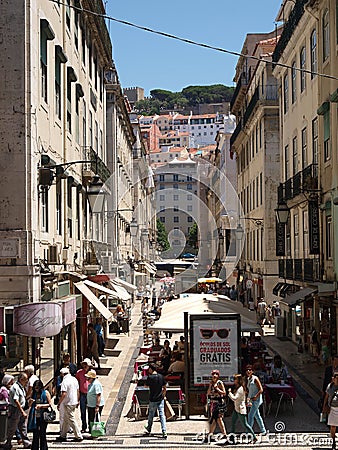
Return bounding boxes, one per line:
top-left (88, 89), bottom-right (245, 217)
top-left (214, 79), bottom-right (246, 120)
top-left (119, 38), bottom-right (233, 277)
top-left (49, 0), bottom-right (338, 82)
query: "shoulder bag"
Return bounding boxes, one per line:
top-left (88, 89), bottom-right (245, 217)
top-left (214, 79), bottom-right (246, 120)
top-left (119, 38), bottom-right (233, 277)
top-left (43, 406), bottom-right (56, 423)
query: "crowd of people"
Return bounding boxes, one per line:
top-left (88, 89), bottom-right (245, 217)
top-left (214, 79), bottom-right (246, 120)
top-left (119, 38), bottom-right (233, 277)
top-left (0, 350), bottom-right (106, 449)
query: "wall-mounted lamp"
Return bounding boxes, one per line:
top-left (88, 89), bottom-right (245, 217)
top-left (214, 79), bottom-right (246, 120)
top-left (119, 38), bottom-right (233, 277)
top-left (87, 176), bottom-right (104, 213)
top-left (275, 200), bottom-right (290, 224)
top-left (235, 223), bottom-right (244, 241)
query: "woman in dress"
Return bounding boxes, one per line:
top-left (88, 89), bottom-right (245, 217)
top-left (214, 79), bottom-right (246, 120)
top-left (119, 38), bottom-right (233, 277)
top-left (323, 371), bottom-right (338, 450)
top-left (28, 379), bottom-right (52, 450)
top-left (206, 369), bottom-right (227, 441)
top-left (85, 370), bottom-right (105, 434)
top-left (113, 304), bottom-right (125, 334)
top-left (245, 365), bottom-right (266, 435)
top-left (228, 374), bottom-right (257, 443)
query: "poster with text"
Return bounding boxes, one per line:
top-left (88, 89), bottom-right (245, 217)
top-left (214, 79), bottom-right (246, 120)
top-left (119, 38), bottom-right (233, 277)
top-left (190, 314), bottom-right (240, 387)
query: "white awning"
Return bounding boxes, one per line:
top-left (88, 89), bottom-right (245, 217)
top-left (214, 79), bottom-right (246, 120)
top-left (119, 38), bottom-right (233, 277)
top-left (83, 279), bottom-right (119, 298)
top-left (75, 282), bottom-right (113, 322)
top-left (108, 282), bottom-right (131, 301)
top-left (142, 262), bottom-right (156, 275)
top-left (112, 277), bottom-right (137, 292)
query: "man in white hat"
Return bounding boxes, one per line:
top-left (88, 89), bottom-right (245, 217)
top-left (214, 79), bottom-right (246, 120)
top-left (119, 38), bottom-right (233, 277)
top-left (56, 367), bottom-right (83, 442)
top-left (76, 358), bottom-right (93, 432)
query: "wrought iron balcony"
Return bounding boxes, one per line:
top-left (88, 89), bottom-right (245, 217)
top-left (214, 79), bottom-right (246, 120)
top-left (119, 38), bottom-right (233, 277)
top-left (278, 259), bottom-right (285, 278)
top-left (278, 257), bottom-right (320, 282)
top-left (279, 164), bottom-right (318, 202)
top-left (294, 259), bottom-right (303, 281)
top-left (273, 0), bottom-right (308, 63)
top-left (83, 146), bottom-right (111, 182)
top-left (230, 73), bottom-right (248, 111)
top-left (285, 258), bottom-right (293, 279)
top-left (230, 119), bottom-right (242, 146)
top-left (243, 85), bottom-right (278, 127)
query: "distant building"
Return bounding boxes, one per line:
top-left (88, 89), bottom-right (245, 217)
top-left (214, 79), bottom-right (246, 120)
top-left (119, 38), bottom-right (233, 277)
top-left (123, 87), bottom-right (145, 107)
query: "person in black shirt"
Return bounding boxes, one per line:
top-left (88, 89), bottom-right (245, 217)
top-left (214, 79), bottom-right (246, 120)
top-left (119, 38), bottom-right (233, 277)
top-left (144, 364), bottom-right (167, 439)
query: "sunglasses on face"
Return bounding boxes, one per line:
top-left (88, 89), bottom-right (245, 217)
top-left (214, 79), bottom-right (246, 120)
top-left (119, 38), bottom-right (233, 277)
top-left (200, 328), bottom-right (230, 339)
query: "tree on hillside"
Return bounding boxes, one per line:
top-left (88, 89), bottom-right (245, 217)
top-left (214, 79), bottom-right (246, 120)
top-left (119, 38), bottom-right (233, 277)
top-left (156, 219), bottom-right (170, 251)
top-left (187, 222), bottom-right (198, 249)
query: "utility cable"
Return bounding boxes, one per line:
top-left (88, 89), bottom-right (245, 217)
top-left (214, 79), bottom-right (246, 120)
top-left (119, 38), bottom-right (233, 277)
top-left (49, 0), bottom-right (338, 81)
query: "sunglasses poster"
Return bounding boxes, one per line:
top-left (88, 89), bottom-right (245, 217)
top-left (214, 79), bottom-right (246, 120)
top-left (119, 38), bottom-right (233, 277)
top-left (190, 314), bottom-right (240, 387)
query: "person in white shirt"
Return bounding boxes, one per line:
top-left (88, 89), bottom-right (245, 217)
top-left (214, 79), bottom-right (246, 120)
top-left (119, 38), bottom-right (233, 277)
top-left (56, 368), bottom-right (83, 442)
top-left (24, 365), bottom-right (39, 399)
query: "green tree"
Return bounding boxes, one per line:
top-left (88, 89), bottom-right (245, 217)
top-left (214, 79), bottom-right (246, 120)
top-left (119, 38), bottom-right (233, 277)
top-left (156, 219), bottom-right (170, 251)
top-left (187, 222), bottom-right (198, 249)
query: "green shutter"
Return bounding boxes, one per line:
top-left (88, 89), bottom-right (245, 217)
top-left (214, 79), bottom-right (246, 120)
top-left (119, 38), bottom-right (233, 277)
top-left (324, 110), bottom-right (330, 141)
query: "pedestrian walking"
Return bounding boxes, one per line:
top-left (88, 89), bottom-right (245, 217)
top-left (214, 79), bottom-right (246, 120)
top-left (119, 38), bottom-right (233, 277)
top-left (229, 285), bottom-right (237, 301)
top-left (27, 379), bottom-right (52, 450)
top-left (245, 365), bottom-right (266, 435)
top-left (322, 371), bottom-right (338, 450)
top-left (85, 370), bottom-right (104, 433)
top-left (227, 374), bottom-right (256, 444)
top-left (55, 367), bottom-right (83, 442)
top-left (3, 372), bottom-right (31, 450)
top-left (206, 369), bottom-right (228, 442)
top-left (94, 317), bottom-right (105, 357)
top-left (143, 363), bottom-right (167, 439)
top-left (87, 323), bottom-right (100, 368)
top-left (24, 365), bottom-right (39, 400)
top-left (76, 358), bottom-right (93, 433)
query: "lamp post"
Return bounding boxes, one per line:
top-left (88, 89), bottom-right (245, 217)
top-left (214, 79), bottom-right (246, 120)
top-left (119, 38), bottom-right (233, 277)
top-left (275, 200), bottom-right (290, 224)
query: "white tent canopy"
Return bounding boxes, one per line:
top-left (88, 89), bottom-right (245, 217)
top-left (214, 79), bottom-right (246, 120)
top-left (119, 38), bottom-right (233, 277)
top-left (150, 294), bottom-right (261, 333)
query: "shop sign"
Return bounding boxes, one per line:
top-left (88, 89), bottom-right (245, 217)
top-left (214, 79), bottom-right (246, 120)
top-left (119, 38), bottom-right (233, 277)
top-left (309, 200), bottom-right (320, 254)
top-left (56, 296), bottom-right (77, 326)
top-left (14, 302), bottom-right (62, 337)
top-left (276, 221), bottom-right (285, 256)
top-left (189, 313), bottom-right (240, 388)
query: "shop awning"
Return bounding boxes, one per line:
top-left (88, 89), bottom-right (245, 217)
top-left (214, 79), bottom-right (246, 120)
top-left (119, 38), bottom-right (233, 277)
top-left (279, 283), bottom-right (294, 298)
top-left (272, 282), bottom-right (284, 296)
top-left (142, 262), bottom-right (157, 275)
top-left (111, 277), bottom-right (137, 292)
top-left (75, 282), bottom-right (113, 321)
top-left (83, 279), bottom-right (119, 299)
top-left (150, 294), bottom-right (261, 333)
top-left (280, 287), bottom-right (317, 307)
top-left (108, 282), bottom-right (131, 301)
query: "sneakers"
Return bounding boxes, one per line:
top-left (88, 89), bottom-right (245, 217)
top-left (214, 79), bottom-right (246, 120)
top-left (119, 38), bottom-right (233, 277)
top-left (73, 438), bottom-right (83, 442)
top-left (144, 425), bottom-right (151, 435)
top-left (162, 432), bottom-right (167, 439)
top-left (55, 436), bottom-right (67, 442)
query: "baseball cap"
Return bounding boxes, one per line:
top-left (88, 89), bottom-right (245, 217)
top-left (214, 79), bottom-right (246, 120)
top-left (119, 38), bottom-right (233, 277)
top-left (60, 367), bottom-right (69, 375)
top-left (81, 358), bottom-right (93, 366)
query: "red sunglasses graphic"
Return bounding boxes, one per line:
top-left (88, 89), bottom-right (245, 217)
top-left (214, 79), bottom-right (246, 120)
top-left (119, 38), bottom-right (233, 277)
top-left (200, 328), bottom-right (230, 339)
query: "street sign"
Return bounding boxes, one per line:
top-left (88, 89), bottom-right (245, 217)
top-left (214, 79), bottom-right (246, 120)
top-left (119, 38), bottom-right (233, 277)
top-left (246, 279), bottom-right (253, 289)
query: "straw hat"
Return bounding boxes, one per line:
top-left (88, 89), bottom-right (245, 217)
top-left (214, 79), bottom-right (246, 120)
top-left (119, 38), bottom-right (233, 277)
top-left (85, 370), bottom-right (97, 379)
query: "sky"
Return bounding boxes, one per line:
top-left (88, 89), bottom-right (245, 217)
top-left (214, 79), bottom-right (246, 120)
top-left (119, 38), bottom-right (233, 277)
top-left (106, 1), bottom-right (282, 97)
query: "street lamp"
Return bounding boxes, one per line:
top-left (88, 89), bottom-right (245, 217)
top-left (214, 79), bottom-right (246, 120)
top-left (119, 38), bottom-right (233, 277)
top-left (87, 176), bottom-right (105, 213)
top-left (235, 223), bottom-right (244, 241)
top-left (129, 218), bottom-right (138, 237)
top-left (275, 200), bottom-right (290, 224)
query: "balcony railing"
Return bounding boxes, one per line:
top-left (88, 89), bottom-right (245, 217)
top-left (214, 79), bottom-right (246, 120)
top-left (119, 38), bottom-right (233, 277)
top-left (278, 257), bottom-right (320, 282)
top-left (83, 146), bottom-right (111, 182)
top-left (230, 119), bottom-right (242, 146)
top-left (279, 164), bottom-right (318, 202)
top-left (273, 0), bottom-right (308, 63)
top-left (243, 85), bottom-right (278, 127)
top-left (230, 73), bottom-right (248, 110)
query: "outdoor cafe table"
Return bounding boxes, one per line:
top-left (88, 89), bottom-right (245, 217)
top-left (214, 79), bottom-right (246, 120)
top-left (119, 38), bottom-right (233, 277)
top-left (264, 383), bottom-right (297, 404)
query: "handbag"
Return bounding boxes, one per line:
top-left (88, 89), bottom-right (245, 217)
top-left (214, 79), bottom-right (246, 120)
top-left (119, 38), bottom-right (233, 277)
top-left (90, 412), bottom-right (106, 437)
top-left (43, 406), bottom-right (56, 423)
top-left (164, 398), bottom-right (176, 421)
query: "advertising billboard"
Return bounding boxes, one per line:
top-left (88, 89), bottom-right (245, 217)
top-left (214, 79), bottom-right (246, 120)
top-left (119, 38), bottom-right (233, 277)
top-left (189, 313), bottom-right (241, 388)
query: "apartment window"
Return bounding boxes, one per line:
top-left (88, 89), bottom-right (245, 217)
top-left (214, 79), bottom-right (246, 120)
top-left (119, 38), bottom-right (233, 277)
top-left (173, 194), bottom-right (179, 201)
top-left (173, 206), bottom-right (179, 212)
top-left (160, 217), bottom-right (165, 223)
top-left (173, 183), bottom-right (178, 189)
top-left (187, 205), bottom-right (192, 212)
top-left (187, 216), bottom-right (193, 222)
top-left (303, 210), bottom-right (309, 258)
top-left (174, 216), bottom-right (179, 223)
top-left (300, 46), bottom-right (306, 92)
top-left (291, 61), bottom-right (297, 103)
top-left (310, 29), bottom-right (317, 78)
top-left (82, 100), bottom-right (86, 147)
top-left (100, 129), bottom-right (103, 157)
top-left (66, 0), bottom-right (71, 30)
top-left (283, 73), bottom-right (289, 113)
top-left (75, 87), bottom-right (80, 143)
top-left (326, 215), bottom-right (332, 258)
top-left (187, 175), bottom-right (192, 181)
top-left (187, 184), bottom-right (192, 190)
top-left (41, 189), bottom-right (49, 232)
top-left (260, 173), bottom-right (263, 205)
top-left (187, 194), bottom-right (192, 200)
top-left (76, 188), bottom-right (80, 240)
top-left (284, 145), bottom-right (290, 180)
top-left (173, 174), bottom-right (178, 181)
top-left (324, 109), bottom-right (331, 161)
top-left (81, 27), bottom-right (86, 65)
top-left (94, 55), bottom-right (98, 90)
top-left (74, 11), bottom-right (79, 50)
top-left (292, 136), bottom-right (298, 175)
top-left (159, 194), bottom-right (165, 201)
top-left (88, 39), bottom-right (92, 79)
top-left (323, 9), bottom-right (330, 61)
top-left (95, 120), bottom-right (98, 152)
top-left (89, 111), bottom-right (93, 147)
top-left (56, 179), bottom-right (62, 235)
top-left (294, 214), bottom-right (299, 258)
top-left (259, 120), bottom-right (262, 148)
top-left (55, 50), bottom-right (62, 119)
top-left (159, 184), bottom-right (165, 190)
top-left (301, 127), bottom-right (307, 169)
top-left (40, 20), bottom-right (55, 103)
top-left (312, 117), bottom-right (318, 165)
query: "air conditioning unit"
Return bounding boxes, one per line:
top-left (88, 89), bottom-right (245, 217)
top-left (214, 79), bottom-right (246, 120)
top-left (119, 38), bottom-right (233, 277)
top-left (101, 255), bottom-right (112, 273)
top-left (47, 245), bottom-right (58, 264)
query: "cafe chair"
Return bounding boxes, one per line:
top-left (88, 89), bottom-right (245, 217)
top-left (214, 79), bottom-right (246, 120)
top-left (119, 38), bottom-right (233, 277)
top-left (272, 391), bottom-right (294, 418)
top-left (166, 389), bottom-right (185, 419)
top-left (133, 389), bottom-right (150, 420)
